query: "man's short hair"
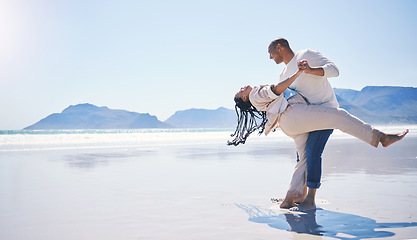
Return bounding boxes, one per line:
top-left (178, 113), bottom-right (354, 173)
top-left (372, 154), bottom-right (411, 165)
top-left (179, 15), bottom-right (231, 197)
top-left (269, 38), bottom-right (290, 50)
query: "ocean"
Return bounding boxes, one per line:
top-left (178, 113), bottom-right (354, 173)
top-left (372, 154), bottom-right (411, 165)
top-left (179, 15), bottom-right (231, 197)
top-left (0, 129), bottom-right (236, 152)
top-left (1, 125), bottom-right (415, 152)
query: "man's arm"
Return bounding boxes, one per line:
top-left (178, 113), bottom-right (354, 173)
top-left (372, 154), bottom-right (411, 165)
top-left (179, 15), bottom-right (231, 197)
top-left (302, 49), bottom-right (339, 78)
top-left (300, 59), bottom-right (325, 76)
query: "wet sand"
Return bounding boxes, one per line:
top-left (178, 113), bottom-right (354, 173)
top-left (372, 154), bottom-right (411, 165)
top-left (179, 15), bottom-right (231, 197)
top-left (0, 129), bottom-right (416, 239)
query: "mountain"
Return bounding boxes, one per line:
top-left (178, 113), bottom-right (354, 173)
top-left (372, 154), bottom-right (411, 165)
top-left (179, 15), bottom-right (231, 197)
top-left (165, 86), bottom-right (417, 128)
top-left (23, 86), bottom-right (417, 130)
top-left (334, 86), bottom-right (417, 124)
top-left (24, 103), bottom-right (172, 130)
top-left (164, 107), bottom-right (236, 128)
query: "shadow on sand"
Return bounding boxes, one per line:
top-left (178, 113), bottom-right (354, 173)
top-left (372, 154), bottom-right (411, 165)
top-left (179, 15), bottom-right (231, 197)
top-left (236, 204), bottom-right (417, 240)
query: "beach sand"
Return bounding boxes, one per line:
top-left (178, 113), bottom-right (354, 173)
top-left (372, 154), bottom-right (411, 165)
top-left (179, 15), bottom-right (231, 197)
top-left (0, 128), bottom-right (416, 239)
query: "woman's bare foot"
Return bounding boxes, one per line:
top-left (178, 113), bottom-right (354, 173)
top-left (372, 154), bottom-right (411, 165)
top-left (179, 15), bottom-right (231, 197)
top-left (280, 196), bottom-right (297, 209)
top-left (380, 129), bottom-right (409, 147)
top-left (293, 195), bottom-right (306, 204)
top-left (293, 184), bottom-right (308, 203)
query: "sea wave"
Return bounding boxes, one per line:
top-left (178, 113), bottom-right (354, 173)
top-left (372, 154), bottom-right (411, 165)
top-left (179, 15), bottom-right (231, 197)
top-left (0, 125), bottom-right (415, 152)
top-left (0, 128), bottom-right (234, 135)
top-left (0, 128), bottom-right (240, 152)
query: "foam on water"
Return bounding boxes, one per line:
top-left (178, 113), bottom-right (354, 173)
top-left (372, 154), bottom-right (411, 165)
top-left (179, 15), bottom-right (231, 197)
top-left (0, 129), bottom-right (233, 152)
top-left (1, 125), bottom-right (415, 152)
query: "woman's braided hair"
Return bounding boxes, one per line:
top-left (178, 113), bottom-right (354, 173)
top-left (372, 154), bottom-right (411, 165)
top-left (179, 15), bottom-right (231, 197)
top-left (227, 96), bottom-right (268, 146)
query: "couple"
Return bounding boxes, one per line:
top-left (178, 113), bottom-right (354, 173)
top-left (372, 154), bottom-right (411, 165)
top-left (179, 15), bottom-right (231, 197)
top-left (228, 38), bottom-right (408, 211)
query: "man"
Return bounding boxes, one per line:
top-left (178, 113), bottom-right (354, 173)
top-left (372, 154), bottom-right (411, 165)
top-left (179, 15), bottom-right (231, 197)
top-left (268, 38), bottom-right (340, 210)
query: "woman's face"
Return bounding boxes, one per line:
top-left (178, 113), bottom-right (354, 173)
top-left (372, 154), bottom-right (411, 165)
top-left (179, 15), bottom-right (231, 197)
top-left (235, 85), bottom-right (252, 101)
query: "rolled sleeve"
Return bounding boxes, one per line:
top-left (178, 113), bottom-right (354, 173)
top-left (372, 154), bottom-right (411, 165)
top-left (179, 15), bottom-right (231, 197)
top-left (266, 86), bottom-right (280, 99)
top-left (305, 49), bottom-right (339, 78)
top-left (322, 63), bottom-right (339, 78)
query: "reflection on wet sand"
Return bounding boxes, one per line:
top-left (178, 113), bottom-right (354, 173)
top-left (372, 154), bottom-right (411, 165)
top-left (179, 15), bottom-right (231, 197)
top-left (237, 204), bottom-right (417, 239)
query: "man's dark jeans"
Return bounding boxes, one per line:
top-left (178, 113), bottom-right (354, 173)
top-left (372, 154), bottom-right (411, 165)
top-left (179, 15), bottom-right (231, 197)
top-left (297, 129), bottom-right (333, 189)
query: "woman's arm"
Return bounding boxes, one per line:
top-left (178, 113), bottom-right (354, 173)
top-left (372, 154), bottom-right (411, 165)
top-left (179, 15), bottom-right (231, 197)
top-left (271, 68), bottom-right (303, 95)
top-left (299, 59), bottom-right (325, 76)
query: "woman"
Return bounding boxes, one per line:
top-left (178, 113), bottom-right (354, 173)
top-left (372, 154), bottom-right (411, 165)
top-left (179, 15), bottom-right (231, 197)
top-left (228, 61), bottom-right (408, 209)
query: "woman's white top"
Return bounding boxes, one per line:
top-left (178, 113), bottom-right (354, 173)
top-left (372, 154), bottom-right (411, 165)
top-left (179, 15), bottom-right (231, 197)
top-left (249, 85), bottom-right (296, 135)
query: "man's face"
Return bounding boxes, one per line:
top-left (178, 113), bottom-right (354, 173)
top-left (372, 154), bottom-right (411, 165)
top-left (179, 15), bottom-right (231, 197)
top-left (268, 44), bottom-right (283, 64)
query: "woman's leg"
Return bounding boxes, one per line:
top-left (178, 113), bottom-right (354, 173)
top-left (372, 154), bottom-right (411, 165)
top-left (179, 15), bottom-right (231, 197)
top-left (280, 133), bottom-right (308, 208)
top-left (280, 104), bottom-right (383, 147)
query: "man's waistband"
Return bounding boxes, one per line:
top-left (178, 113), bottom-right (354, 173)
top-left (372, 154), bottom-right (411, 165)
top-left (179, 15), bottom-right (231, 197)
top-left (283, 88), bottom-right (299, 100)
top-left (287, 94), bottom-right (309, 105)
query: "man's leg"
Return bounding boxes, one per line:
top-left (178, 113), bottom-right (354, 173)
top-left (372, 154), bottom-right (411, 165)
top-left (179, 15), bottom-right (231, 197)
top-left (299, 129), bottom-right (333, 210)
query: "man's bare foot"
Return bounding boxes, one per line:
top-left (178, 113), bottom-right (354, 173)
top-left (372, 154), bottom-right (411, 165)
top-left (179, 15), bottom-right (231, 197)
top-left (279, 197), bottom-right (297, 209)
top-left (380, 129), bottom-right (409, 147)
top-left (296, 198), bottom-right (316, 211)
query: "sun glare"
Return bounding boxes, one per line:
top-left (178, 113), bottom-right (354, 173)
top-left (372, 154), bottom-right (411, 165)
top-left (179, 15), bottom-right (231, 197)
top-left (0, 2), bottom-right (25, 62)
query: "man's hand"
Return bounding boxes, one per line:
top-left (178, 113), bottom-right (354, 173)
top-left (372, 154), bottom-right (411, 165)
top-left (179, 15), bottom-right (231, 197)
top-left (297, 60), bottom-right (306, 71)
top-left (298, 60), bottom-right (311, 73)
top-left (298, 59), bottom-right (324, 76)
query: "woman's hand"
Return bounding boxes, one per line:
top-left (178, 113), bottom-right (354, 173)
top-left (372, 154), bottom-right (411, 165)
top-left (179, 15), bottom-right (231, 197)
top-left (297, 59), bottom-right (324, 76)
top-left (297, 60), bottom-right (308, 71)
top-left (294, 61), bottom-right (305, 76)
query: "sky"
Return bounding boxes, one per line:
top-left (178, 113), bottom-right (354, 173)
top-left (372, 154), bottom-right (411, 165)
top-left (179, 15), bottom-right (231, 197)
top-left (0, 0), bottom-right (416, 130)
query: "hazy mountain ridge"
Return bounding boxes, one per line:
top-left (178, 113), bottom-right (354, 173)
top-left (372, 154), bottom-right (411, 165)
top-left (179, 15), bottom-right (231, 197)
top-left (24, 103), bottom-right (172, 130)
top-left (168, 86), bottom-right (417, 128)
top-left (164, 107), bottom-right (236, 128)
top-left (334, 86), bottom-right (417, 124)
top-left (24, 86), bottom-right (417, 130)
